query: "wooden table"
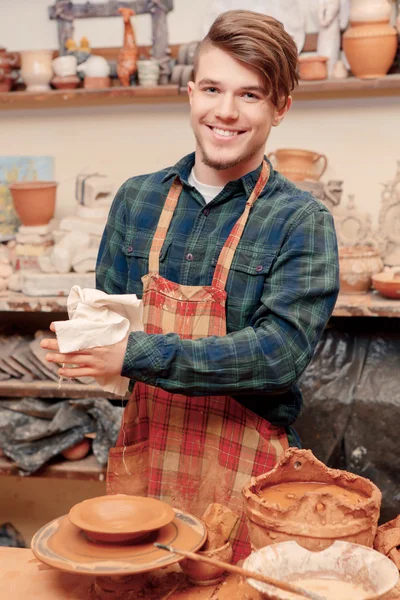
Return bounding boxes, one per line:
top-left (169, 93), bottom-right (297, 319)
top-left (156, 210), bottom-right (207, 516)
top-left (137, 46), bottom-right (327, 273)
top-left (0, 548), bottom-right (261, 599)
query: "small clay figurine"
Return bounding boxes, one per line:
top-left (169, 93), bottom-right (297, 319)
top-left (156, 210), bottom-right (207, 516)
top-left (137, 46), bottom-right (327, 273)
top-left (117, 7), bottom-right (138, 87)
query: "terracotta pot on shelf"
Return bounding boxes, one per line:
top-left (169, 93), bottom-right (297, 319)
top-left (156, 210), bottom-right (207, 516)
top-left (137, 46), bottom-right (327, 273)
top-left (372, 270), bottom-right (400, 299)
top-left (8, 181), bottom-right (57, 226)
top-left (268, 148), bottom-right (328, 182)
top-left (242, 448), bottom-right (382, 553)
top-left (343, 21), bottom-right (398, 79)
top-left (0, 47), bottom-right (19, 92)
top-left (339, 245), bottom-right (384, 294)
top-left (298, 55), bottom-right (328, 80)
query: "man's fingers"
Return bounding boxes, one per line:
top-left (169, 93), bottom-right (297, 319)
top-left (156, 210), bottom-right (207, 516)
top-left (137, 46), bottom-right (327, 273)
top-left (46, 353), bottom-right (95, 366)
top-left (59, 367), bottom-right (96, 378)
top-left (40, 338), bottom-right (60, 351)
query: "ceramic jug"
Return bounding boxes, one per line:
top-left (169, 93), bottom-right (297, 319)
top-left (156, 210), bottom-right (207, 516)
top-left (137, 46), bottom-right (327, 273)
top-left (268, 148), bottom-right (328, 182)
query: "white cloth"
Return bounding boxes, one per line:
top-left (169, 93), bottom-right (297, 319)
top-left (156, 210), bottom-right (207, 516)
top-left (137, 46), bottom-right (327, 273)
top-left (53, 285), bottom-right (143, 397)
top-left (188, 168), bottom-right (224, 204)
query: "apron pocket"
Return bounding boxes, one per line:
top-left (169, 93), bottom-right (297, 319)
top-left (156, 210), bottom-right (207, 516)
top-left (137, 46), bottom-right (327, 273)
top-left (107, 440), bottom-right (149, 497)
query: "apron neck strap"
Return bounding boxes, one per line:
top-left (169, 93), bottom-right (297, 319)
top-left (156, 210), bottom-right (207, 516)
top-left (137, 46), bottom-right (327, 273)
top-left (149, 160), bottom-right (270, 280)
top-left (212, 160), bottom-right (270, 291)
top-left (149, 176), bottom-right (182, 274)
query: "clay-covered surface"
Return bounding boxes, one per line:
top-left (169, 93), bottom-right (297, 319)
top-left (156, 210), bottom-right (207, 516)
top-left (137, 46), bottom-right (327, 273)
top-left (374, 515), bottom-right (400, 570)
top-left (243, 448), bottom-right (381, 550)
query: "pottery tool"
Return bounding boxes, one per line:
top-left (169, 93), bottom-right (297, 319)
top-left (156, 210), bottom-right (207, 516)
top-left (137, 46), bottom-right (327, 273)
top-left (154, 543), bottom-right (325, 600)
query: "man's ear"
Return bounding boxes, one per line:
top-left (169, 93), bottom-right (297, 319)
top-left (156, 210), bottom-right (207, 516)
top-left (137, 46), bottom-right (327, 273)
top-left (272, 96), bottom-right (292, 127)
top-left (187, 81), bottom-right (195, 105)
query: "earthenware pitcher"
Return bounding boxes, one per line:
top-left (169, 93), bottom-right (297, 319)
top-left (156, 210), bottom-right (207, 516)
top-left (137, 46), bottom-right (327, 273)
top-left (268, 148), bottom-right (328, 182)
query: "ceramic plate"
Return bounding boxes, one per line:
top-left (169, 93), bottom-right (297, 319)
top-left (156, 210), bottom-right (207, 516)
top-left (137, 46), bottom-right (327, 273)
top-left (31, 510), bottom-right (207, 576)
top-left (68, 494), bottom-right (175, 542)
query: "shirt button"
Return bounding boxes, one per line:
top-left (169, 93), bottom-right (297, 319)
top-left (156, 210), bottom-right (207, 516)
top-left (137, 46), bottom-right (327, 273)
top-left (204, 208), bottom-right (210, 216)
top-left (127, 245), bottom-right (133, 253)
top-left (256, 265), bottom-right (263, 272)
top-left (186, 253), bottom-right (193, 261)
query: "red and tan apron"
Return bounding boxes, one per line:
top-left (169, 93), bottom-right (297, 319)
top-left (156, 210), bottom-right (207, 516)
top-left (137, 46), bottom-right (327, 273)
top-left (107, 161), bottom-right (289, 561)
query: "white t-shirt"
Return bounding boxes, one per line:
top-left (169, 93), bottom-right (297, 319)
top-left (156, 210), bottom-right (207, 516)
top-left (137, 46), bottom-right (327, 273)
top-left (188, 168), bottom-right (224, 204)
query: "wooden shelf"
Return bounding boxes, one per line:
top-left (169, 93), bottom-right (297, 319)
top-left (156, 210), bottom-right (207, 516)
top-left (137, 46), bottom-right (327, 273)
top-left (0, 84), bottom-right (184, 111)
top-left (2, 290), bottom-right (400, 317)
top-left (0, 453), bottom-right (106, 481)
top-left (0, 292), bottom-right (68, 312)
top-left (0, 379), bottom-right (121, 399)
top-left (1, 74), bottom-right (400, 111)
top-left (333, 292), bottom-right (400, 317)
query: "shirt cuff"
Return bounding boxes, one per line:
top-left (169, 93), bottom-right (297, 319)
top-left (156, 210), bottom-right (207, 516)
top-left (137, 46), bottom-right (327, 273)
top-left (121, 331), bottom-right (165, 384)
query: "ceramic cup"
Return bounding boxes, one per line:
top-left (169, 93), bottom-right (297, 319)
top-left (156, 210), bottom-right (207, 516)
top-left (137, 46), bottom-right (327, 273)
top-left (20, 50), bottom-right (53, 92)
top-left (52, 55), bottom-right (77, 77)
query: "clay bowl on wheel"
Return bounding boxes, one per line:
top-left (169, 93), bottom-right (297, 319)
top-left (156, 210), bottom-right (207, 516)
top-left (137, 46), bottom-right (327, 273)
top-left (243, 540), bottom-right (399, 600)
top-left (68, 494), bottom-right (175, 543)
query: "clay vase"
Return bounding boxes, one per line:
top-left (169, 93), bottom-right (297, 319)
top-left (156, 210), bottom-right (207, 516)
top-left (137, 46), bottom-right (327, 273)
top-left (242, 448), bottom-right (382, 552)
top-left (20, 50), bottom-right (53, 92)
top-left (343, 21), bottom-right (398, 79)
top-left (298, 55), bottom-right (328, 80)
top-left (268, 148), bottom-right (328, 182)
top-left (339, 245), bottom-right (384, 293)
top-left (117, 7), bottom-right (138, 86)
top-left (180, 541), bottom-right (233, 586)
top-left (8, 181), bottom-right (57, 226)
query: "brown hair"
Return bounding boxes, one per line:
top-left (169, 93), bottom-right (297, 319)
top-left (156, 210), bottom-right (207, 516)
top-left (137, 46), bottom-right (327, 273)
top-left (194, 10), bottom-right (298, 108)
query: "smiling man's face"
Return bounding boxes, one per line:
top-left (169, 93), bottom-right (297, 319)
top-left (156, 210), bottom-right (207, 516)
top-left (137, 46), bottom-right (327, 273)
top-left (188, 44), bottom-right (289, 182)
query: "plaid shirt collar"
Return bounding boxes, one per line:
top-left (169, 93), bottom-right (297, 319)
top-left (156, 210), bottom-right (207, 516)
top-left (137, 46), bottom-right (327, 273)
top-left (161, 152), bottom-right (276, 197)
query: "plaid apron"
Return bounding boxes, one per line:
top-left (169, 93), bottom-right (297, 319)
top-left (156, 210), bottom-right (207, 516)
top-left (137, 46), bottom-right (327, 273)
top-left (107, 161), bottom-right (289, 561)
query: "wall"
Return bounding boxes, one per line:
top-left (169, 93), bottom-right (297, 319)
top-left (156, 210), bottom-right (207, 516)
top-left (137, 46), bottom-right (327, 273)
top-left (0, 0), bottom-right (398, 225)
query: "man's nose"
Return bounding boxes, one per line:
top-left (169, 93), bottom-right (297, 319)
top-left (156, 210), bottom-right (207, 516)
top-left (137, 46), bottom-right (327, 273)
top-left (214, 94), bottom-right (239, 120)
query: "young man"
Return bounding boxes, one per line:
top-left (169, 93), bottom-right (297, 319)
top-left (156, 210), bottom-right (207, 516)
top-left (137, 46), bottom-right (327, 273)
top-left (42, 10), bottom-right (339, 559)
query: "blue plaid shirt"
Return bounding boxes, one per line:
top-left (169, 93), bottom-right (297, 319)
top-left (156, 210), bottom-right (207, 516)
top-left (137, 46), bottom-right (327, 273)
top-left (96, 153), bottom-right (339, 436)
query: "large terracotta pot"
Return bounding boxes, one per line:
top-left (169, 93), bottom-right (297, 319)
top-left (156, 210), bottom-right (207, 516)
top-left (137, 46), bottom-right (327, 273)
top-left (242, 448), bottom-right (382, 553)
top-left (343, 21), bottom-right (398, 79)
top-left (339, 245), bottom-right (384, 293)
top-left (8, 181), bottom-right (57, 226)
top-left (268, 148), bottom-right (328, 182)
top-left (20, 50), bottom-right (53, 92)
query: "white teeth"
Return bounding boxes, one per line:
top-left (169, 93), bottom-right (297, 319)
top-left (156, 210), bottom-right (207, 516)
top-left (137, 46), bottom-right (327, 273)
top-left (212, 127), bottom-right (239, 137)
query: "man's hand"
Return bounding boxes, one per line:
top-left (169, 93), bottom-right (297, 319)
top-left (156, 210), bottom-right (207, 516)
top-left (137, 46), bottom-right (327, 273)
top-left (40, 323), bottom-right (129, 379)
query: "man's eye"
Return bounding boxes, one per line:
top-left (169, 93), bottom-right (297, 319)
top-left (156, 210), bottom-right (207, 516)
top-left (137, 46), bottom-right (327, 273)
top-left (244, 92), bottom-right (257, 99)
top-left (205, 87), bottom-right (217, 93)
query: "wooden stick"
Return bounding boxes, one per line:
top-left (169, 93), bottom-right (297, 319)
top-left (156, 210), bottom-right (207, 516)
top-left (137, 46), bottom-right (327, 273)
top-left (154, 543), bottom-right (326, 600)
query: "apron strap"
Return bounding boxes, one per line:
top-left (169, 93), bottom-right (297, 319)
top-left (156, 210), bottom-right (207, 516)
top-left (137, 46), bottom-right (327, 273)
top-left (149, 177), bottom-right (183, 274)
top-left (212, 160), bottom-right (270, 291)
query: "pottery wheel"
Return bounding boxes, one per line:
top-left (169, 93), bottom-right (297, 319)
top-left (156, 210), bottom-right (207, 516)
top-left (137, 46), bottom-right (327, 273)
top-left (31, 509), bottom-right (206, 576)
